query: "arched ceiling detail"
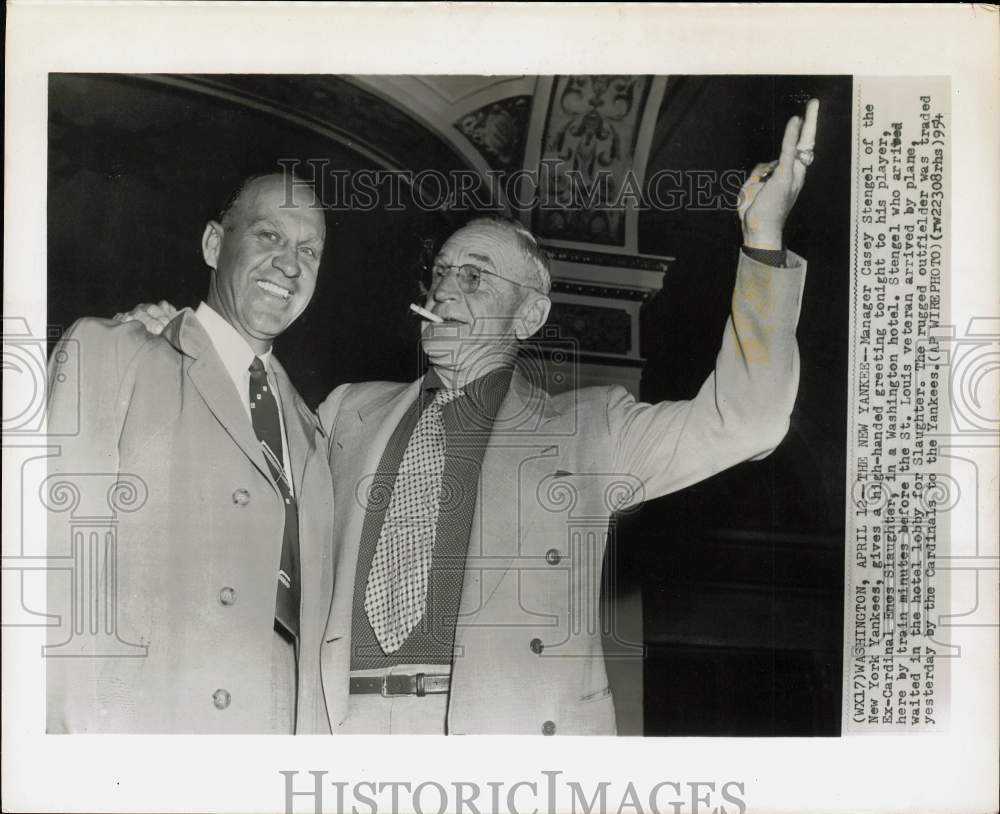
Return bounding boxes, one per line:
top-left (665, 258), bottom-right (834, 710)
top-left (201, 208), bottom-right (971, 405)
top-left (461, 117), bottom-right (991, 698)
top-left (135, 73), bottom-right (673, 290)
top-left (353, 74), bottom-right (672, 290)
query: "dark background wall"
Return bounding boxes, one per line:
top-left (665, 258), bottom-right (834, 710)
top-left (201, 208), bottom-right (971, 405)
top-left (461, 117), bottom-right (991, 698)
top-left (633, 76), bottom-right (850, 735)
top-left (48, 73), bottom-right (851, 735)
top-left (48, 74), bottom-right (459, 403)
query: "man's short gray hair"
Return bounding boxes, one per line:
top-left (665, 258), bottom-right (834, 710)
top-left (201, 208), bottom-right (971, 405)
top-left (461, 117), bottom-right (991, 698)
top-left (464, 215), bottom-right (552, 295)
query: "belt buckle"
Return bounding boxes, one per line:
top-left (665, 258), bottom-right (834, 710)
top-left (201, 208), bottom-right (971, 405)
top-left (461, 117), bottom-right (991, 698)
top-left (381, 672), bottom-right (423, 697)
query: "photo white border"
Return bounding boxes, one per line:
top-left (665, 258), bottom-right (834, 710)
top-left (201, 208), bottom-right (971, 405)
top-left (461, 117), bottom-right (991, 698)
top-left (4, 4), bottom-right (998, 813)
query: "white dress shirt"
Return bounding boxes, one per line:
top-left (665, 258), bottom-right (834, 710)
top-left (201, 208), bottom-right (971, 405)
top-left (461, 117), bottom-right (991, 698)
top-left (194, 302), bottom-right (294, 496)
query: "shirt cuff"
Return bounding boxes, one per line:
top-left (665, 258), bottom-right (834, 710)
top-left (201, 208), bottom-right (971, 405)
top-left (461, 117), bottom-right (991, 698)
top-left (742, 246), bottom-right (788, 268)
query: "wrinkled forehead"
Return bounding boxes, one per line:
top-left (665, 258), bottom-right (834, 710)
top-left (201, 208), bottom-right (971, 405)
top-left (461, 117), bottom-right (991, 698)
top-left (437, 224), bottom-right (530, 280)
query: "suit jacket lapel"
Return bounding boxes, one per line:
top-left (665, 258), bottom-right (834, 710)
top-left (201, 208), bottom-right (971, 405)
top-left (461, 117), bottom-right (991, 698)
top-left (323, 379), bottom-right (421, 644)
top-left (162, 309), bottom-right (273, 490)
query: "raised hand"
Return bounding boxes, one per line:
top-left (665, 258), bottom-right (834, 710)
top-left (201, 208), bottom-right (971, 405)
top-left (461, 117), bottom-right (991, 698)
top-left (113, 300), bottom-right (178, 336)
top-left (739, 98), bottom-right (819, 250)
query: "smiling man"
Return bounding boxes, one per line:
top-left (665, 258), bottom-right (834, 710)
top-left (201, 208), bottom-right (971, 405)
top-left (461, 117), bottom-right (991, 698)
top-left (115, 99), bottom-right (820, 735)
top-left (45, 172), bottom-right (334, 733)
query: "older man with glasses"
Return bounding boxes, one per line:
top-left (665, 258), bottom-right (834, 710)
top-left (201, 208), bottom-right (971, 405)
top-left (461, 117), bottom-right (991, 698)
top-left (315, 101), bottom-right (818, 735)
top-left (121, 100), bottom-right (819, 735)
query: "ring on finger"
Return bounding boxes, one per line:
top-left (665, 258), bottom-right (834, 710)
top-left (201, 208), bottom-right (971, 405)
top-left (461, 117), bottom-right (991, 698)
top-left (794, 148), bottom-right (815, 167)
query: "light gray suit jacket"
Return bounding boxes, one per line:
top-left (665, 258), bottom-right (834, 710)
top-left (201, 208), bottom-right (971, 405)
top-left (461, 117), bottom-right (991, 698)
top-left (317, 251), bottom-right (806, 734)
top-left (46, 311), bottom-right (334, 733)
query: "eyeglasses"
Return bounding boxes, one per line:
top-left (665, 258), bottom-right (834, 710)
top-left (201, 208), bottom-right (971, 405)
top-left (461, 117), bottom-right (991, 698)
top-left (429, 263), bottom-right (544, 295)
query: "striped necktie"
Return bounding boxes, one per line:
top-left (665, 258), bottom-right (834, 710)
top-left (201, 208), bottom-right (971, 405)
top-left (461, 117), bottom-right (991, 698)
top-left (249, 356), bottom-right (300, 643)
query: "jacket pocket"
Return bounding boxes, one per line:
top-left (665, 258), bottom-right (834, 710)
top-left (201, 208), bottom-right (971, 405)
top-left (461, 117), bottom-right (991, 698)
top-left (580, 684), bottom-right (613, 703)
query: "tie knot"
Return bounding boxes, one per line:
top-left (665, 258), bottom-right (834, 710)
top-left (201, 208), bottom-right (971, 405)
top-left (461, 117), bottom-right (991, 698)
top-left (432, 388), bottom-right (464, 407)
top-left (249, 357), bottom-right (267, 378)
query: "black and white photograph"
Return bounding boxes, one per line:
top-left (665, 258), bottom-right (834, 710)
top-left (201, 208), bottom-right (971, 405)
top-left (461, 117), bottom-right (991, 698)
top-left (42, 72), bottom-right (848, 739)
top-left (3, 5), bottom-right (997, 814)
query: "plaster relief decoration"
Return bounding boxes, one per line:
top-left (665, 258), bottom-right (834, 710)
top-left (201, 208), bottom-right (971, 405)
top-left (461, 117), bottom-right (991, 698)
top-left (535, 75), bottom-right (651, 246)
top-left (546, 301), bottom-right (632, 356)
top-left (454, 95), bottom-right (532, 174)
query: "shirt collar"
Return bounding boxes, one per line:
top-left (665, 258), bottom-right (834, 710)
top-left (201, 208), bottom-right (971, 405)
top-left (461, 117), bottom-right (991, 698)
top-left (195, 301), bottom-right (273, 381)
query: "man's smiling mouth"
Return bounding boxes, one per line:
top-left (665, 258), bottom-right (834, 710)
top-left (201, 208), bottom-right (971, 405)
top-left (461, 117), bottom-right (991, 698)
top-left (256, 280), bottom-right (292, 301)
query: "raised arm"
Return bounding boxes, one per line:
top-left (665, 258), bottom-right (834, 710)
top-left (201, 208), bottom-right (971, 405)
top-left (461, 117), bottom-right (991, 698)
top-left (608, 100), bottom-right (819, 509)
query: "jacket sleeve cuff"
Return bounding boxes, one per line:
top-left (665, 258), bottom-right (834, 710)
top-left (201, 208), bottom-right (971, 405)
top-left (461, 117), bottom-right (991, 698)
top-left (741, 246), bottom-right (788, 268)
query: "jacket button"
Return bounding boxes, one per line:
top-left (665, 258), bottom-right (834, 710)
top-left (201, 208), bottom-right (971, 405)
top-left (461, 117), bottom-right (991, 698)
top-left (542, 720), bottom-right (556, 735)
top-left (529, 638), bottom-right (544, 655)
top-left (232, 488), bottom-right (250, 506)
top-left (545, 548), bottom-right (561, 565)
top-left (212, 688), bottom-right (231, 710)
top-left (219, 587), bottom-right (237, 607)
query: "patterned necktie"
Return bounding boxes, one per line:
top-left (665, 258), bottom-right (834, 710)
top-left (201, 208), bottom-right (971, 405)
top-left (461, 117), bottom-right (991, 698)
top-left (364, 387), bottom-right (465, 654)
top-left (249, 357), bottom-right (300, 643)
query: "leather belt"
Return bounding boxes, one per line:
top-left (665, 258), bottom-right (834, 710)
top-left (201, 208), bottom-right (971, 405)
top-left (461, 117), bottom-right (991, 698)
top-left (349, 672), bottom-right (451, 697)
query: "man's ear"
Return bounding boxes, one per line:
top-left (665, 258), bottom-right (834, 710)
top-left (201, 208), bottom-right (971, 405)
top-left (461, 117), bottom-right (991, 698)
top-left (201, 221), bottom-right (223, 269)
top-left (514, 294), bottom-right (552, 341)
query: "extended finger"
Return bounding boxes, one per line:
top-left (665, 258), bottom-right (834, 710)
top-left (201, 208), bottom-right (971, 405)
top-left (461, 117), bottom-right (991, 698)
top-left (778, 114), bottom-right (802, 170)
top-left (797, 98), bottom-right (820, 150)
top-left (116, 308), bottom-right (146, 323)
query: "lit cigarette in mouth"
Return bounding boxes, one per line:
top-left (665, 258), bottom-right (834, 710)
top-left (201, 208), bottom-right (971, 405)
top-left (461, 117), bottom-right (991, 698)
top-left (409, 303), bottom-right (443, 323)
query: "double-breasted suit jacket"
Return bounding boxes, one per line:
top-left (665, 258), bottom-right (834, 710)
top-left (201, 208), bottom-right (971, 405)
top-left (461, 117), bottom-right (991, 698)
top-left (45, 310), bottom-right (334, 733)
top-left (317, 251), bottom-right (806, 735)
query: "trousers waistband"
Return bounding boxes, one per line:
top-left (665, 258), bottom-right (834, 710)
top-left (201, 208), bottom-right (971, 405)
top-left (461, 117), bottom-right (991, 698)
top-left (349, 670), bottom-right (451, 697)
